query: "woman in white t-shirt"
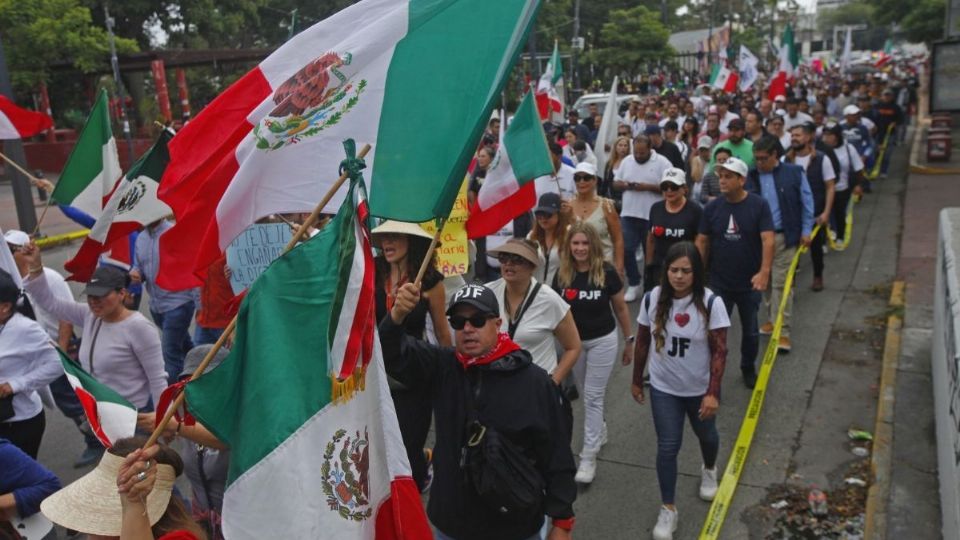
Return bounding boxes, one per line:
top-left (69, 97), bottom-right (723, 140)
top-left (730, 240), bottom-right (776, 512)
top-left (631, 241), bottom-right (730, 540)
top-left (822, 122), bottom-right (865, 246)
top-left (485, 239), bottom-right (580, 381)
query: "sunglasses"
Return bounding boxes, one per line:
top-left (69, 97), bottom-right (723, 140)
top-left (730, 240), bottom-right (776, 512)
top-left (449, 313), bottom-right (496, 330)
top-left (497, 253), bottom-right (528, 266)
top-left (574, 174), bottom-right (594, 182)
top-left (535, 211), bottom-right (557, 219)
top-left (660, 183), bottom-right (682, 192)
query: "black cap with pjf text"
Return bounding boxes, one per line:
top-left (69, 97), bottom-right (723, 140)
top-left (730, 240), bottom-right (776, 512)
top-left (83, 266), bottom-right (128, 297)
top-left (446, 284), bottom-right (500, 316)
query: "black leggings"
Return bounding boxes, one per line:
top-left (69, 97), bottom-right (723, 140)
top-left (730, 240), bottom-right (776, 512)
top-left (0, 410), bottom-right (46, 459)
top-left (810, 224), bottom-right (826, 278)
top-left (832, 189), bottom-right (853, 242)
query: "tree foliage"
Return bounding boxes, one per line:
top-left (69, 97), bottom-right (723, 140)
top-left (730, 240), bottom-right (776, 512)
top-left (0, 0), bottom-right (138, 92)
top-left (586, 5), bottom-right (673, 76)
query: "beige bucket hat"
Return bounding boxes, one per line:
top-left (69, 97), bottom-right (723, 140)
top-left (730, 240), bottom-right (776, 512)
top-left (41, 451), bottom-right (176, 536)
top-left (370, 220), bottom-right (434, 247)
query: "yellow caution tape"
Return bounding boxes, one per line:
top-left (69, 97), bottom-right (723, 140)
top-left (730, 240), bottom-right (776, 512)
top-left (865, 125), bottom-right (895, 181)
top-left (699, 224), bottom-right (822, 540)
top-left (34, 229), bottom-right (89, 249)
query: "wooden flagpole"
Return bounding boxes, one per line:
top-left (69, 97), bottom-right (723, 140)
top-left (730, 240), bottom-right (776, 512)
top-left (144, 142), bottom-right (371, 448)
top-left (0, 150), bottom-right (55, 235)
top-left (413, 217), bottom-right (446, 287)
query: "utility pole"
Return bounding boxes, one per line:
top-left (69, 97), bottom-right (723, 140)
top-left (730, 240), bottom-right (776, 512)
top-left (0, 33), bottom-right (37, 233)
top-left (572, 0), bottom-right (582, 94)
top-left (104, 3), bottom-right (136, 167)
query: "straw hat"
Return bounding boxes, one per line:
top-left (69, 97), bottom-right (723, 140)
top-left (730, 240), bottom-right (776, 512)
top-left (370, 220), bottom-right (434, 247)
top-left (487, 238), bottom-right (539, 267)
top-left (41, 451), bottom-right (176, 536)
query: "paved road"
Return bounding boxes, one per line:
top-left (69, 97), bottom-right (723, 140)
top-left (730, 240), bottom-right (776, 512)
top-left (22, 143), bottom-right (909, 539)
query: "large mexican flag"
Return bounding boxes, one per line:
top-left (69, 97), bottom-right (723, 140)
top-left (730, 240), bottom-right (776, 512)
top-left (50, 89), bottom-right (121, 219)
top-left (156, 0), bottom-right (543, 291)
top-left (184, 176), bottom-right (429, 539)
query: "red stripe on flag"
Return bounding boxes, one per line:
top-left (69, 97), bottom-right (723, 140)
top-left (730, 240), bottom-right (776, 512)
top-left (767, 72), bottom-right (787, 101)
top-left (64, 222), bottom-right (140, 281)
top-left (73, 387), bottom-right (111, 448)
top-left (375, 477), bottom-right (431, 540)
top-left (0, 95), bottom-right (53, 138)
top-left (338, 200), bottom-right (376, 379)
top-left (465, 182), bottom-right (536, 239)
top-left (157, 68), bottom-right (272, 290)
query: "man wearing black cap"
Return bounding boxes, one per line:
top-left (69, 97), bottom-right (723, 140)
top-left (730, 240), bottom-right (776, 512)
top-left (646, 124), bottom-right (685, 170)
top-left (708, 118), bottom-right (754, 170)
top-left (380, 283), bottom-right (576, 540)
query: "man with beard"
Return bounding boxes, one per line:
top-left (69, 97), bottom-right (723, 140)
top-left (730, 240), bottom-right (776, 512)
top-left (709, 118), bottom-right (754, 169)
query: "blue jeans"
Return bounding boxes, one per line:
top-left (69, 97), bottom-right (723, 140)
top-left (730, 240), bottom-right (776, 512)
top-left (620, 216), bottom-right (649, 287)
top-left (649, 387), bottom-right (719, 505)
top-left (152, 301), bottom-right (196, 384)
top-left (714, 288), bottom-right (761, 372)
top-left (194, 325), bottom-right (225, 346)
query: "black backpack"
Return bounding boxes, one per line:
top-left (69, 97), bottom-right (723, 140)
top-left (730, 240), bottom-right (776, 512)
top-left (460, 370), bottom-right (545, 520)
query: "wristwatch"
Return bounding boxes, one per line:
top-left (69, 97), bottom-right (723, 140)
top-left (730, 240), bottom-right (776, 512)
top-left (553, 517), bottom-right (575, 531)
top-left (625, 335), bottom-right (636, 343)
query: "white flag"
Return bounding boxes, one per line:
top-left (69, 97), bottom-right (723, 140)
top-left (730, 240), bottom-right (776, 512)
top-left (0, 227), bottom-right (21, 288)
top-left (840, 27), bottom-right (853, 74)
top-left (594, 76), bottom-right (620, 175)
top-left (738, 45), bottom-right (759, 91)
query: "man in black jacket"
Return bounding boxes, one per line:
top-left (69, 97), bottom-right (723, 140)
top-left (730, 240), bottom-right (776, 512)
top-left (646, 124), bottom-right (685, 170)
top-left (380, 283), bottom-right (576, 540)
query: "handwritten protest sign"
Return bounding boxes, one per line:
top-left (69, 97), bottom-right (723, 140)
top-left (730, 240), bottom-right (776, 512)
top-left (225, 222), bottom-right (293, 293)
top-left (421, 178), bottom-right (469, 277)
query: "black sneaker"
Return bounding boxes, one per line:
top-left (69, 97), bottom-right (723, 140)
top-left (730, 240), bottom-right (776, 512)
top-left (742, 369), bottom-right (758, 389)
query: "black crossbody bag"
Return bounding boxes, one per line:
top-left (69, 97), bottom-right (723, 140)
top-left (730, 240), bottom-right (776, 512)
top-left (460, 370), bottom-right (545, 520)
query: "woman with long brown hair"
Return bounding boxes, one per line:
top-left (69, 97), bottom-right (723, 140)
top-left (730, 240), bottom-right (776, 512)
top-left (528, 192), bottom-right (572, 287)
top-left (601, 136), bottom-right (631, 203)
top-left (631, 242), bottom-right (730, 540)
top-left (552, 222), bottom-right (633, 484)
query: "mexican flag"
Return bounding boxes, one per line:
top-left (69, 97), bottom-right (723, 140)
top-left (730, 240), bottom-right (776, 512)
top-left (59, 348), bottom-right (137, 448)
top-left (64, 129), bottom-right (174, 282)
top-left (0, 95), bottom-right (52, 140)
top-left (466, 91), bottom-right (554, 239)
top-left (709, 64), bottom-right (738, 93)
top-left (185, 175), bottom-right (429, 539)
top-left (156, 0), bottom-right (542, 291)
top-left (535, 41), bottom-right (565, 123)
top-left (768, 25), bottom-right (798, 101)
top-left (50, 89), bottom-right (121, 219)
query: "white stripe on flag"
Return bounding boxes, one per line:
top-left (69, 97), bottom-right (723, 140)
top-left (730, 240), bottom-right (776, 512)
top-left (329, 183), bottom-right (368, 377)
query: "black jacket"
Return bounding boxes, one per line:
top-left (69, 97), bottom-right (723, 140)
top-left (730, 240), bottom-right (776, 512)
top-left (654, 140), bottom-right (686, 170)
top-left (378, 316), bottom-right (576, 540)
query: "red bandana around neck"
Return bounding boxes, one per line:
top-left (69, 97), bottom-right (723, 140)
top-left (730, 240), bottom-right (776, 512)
top-left (455, 332), bottom-right (521, 369)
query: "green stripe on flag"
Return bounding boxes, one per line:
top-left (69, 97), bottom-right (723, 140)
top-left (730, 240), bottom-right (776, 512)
top-left (126, 129), bottom-right (172, 182)
top-left (51, 89), bottom-right (113, 205)
top-left (327, 189), bottom-right (357, 348)
top-left (503, 92), bottom-right (552, 183)
top-left (370, 0), bottom-right (541, 222)
top-left (58, 348), bottom-right (134, 408)
top-left (185, 184), bottom-right (368, 483)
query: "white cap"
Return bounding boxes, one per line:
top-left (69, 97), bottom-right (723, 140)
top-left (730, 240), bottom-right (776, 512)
top-left (574, 162), bottom-right (597, 177)
top-left (697, 136), bottom-right (714, 149)
top-left (843, 104), bottom-right (860, 116)
top-left (774, 109), bottom-right (787, 117)
top-left (774, 94), bottom-right (787, 102)
top-left (715, 157), bottom-right (749, 177)
top-left (660, 167), bottom-right (686, 186)
top-left (3, 229), bottom-right (29, 247)
top-left (708, 104), bottom-right (718, 114)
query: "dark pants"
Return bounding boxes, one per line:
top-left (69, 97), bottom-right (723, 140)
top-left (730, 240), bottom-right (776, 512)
top-left (152, 301), bottom-right (196, 384)
top-left (649, 387), bottom-right (719, 505)
top-left (194, 326), bottom-right (226, 347)
top-left (391, 388), bottom-right (432, 490)
top-left (809, 223), bottom-right (826, 278)
top-left (644, 263), bottom-right (662, 293)
top-left (0, 410), bottom-right (46, 459)
top-left (832, 189), bottom-right (853, 241)
top-left (714, 288), bottom-right (761, 372)
top-left (621, 216), bottom-right (649, 287)
top-left (49, 374), bottom-right (101, 449)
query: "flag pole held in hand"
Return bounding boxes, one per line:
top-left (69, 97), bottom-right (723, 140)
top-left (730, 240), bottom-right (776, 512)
top-left (144, 141), bottom-right (372, 449)
top-left (414, 217), bottom-right (446, 287)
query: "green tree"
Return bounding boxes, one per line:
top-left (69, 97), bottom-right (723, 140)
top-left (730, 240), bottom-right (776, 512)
top-left (586, 5), bottom-right (673, 76)
top-left (0, 0), bottom-right (138, 93)
top-left (817, 1), bottom-right (876, 32)
top-left (900, 0), bottom-right (946, 43)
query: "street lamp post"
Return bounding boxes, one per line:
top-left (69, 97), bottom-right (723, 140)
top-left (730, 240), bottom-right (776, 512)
top-left (104, 3), bottom-right (136, 167)
top-left (0, 34), bottom-right (37, 233)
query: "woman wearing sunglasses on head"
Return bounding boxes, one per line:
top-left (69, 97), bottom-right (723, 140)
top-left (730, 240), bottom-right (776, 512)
top-left (568, 162), bottom-right (625, 278)
top-left (484, 239), bottom-right (581, 388)
top-left (644, 168), bottom-right (702, 293)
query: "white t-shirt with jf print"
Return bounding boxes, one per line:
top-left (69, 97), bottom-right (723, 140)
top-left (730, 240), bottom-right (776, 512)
top-left (637, 286), bottom-right (730, 397)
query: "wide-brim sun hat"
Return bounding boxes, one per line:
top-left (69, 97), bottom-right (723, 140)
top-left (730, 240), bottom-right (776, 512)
top-left (487, 239), bottom-right (539, 267)
top-left (370, 220), bottom-right (434, 248)
top-left (41, 451), bottom-right (176, 536)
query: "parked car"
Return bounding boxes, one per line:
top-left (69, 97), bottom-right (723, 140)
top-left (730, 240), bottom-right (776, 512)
top-left (572, 93), bottom-right (638, 119)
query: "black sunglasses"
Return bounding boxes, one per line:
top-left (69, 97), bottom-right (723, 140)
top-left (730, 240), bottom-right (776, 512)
top-left (449, 313), bottom-right (496, 330)
top-left (660, 183), bottom-right (682, 192)
top-left (497, 253), bottom-right (528, 266)
top-left (574, 174), bottom-right (594, 182)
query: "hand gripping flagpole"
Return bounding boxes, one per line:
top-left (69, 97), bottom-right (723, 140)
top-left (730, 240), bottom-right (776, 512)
top-left (144, 141), bottom-right (372, 449)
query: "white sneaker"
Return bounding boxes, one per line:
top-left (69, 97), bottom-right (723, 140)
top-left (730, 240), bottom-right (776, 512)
top-left (574, 455), bottom-right (596, 484)
top-left (624, 285), bottom-right (640, 302)
top-left (699, 465), bottom-right (718, 501)
top-left (652, 505), bottom-right (678, 540)
top-left (600, 421), bottom-right (609, 447)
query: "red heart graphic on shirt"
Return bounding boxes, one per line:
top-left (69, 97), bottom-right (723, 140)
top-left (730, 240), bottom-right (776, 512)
top-left (675, 313), bottom-right (691, 327)
top-left (564, 288), bottom-right (578, 301)
top-left (653, 226), bottom-right (666, 237)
